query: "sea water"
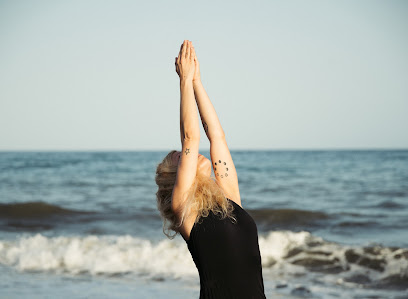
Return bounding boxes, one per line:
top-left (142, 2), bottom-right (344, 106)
top-left (0, 150), bottom-right (407, 298)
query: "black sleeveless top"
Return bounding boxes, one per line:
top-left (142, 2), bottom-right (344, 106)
top-left (186, 198), bottom-right (266, 299)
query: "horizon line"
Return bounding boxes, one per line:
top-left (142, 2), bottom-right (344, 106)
top-left (1, 147), bottom-right (407, 152)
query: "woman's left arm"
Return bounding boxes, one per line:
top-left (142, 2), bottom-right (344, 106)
top-left (172, 40), bottom-right (201, 214)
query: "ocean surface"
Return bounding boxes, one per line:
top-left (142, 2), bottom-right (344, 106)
top-left (0, 150), bottom-right (407, 298)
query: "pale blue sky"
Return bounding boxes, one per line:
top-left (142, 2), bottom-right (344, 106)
top-left (1, 0), bottom-right (407, 150)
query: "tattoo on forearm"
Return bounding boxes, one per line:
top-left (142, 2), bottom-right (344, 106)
top-left (184, 148), bottom-right (190, 155)
top-left (214, 159), bottom-right (229, 178)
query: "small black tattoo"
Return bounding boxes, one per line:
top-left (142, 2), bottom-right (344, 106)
top-left (184, 148), bottom-right (190, 155)
top-left (214, 159), bottom-right (229, 178)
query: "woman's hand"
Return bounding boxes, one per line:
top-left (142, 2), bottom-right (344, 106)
top-left (192, 46), bottom-right (201, 83)
top-left (175, 40), bottom-right (195, 82)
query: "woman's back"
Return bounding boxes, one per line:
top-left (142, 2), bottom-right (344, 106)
top-left (186, 198), bottom-right (266, 299)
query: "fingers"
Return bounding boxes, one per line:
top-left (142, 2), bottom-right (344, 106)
top-left (175, 56), bottom-right (180, 74)
top-left (176, 40), bottom-right (194, 69)
top-left (181, 40), bottom-right (187, 59)
top-left (178, 41), bottom-right (183, 60)
top-left (186, 41), bottom-right (191, 59)
top-left (191, 44), bottom-right (197, 59)
top-left (179, 42), bottom-right (183, 53)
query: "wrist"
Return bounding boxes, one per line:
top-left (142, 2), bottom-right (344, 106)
top-left (192, 78), bottom-right (202, 86)
top-left (180, 78), bottom-right (193, 87)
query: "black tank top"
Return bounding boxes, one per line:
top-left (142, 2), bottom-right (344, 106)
top-left (186, 198), bottom-right (266, 299)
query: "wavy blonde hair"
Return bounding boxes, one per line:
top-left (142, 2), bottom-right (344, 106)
top-left (155, 150), bottom-right (236, 239)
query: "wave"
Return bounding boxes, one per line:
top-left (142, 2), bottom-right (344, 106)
top-left (337, 221), bottom-right (379, 227)
top-left (0, 201), bottom-right (401, 235)
top-left (0, 202), bottom-right (92, 219)
top-left (0, 201), bottom-right (387, 233)
top-left (362, 190), bottom-right (407, 198)
top-left (0, 201), bottom-right (331, 225)
top-left (247, 208), bottom-right (331, 229)
top-left (260, 231), bottom-right (408, 291)
top-left (0, 231), bottom-right (407, 290)
top-left (0, 233), bottom-right (197, 278)
top-left (375, 200), bottom-right (405, 209)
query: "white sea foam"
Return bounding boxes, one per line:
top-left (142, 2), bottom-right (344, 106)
top-left (259, 230), bottom-right (408, 289)
top-left (0, 234), bottom-right (196, 278)
top-left (259, 230), bottom-right (313, 262)
top-left (0, 231), bottom-right (407, 288)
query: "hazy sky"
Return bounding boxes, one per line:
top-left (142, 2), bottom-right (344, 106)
top-left (1, 0), bottom-right (407, 150)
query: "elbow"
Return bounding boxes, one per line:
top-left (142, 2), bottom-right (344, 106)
top-left (183, 131), bottom-right (200, 142)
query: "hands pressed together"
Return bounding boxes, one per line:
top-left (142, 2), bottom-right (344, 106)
top-left (175, 40), bottom-right (200, 83)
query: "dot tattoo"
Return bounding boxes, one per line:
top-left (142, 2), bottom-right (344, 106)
top-left (214, 159), bottom-right (228, 178)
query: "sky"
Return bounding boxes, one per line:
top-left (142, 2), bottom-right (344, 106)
top-left (0, 0), bottom-right (407, 150)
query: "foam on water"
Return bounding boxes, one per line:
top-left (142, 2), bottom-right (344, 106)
top-left (1, 230), bottom-right (407, 292)
top-left (0, 233), bottom-right (197, 279)
top-left (260, 231), bottom-right (408, 292)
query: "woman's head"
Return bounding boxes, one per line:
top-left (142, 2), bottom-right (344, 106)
top-left (170, 150), bottom-right (212, 177)
top-left (155, 150), bottom-right (178, 238)
top-left (155, 149), bottom-right (235, 239)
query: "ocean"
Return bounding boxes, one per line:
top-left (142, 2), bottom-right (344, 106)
top-left (0, 150), bottom-right (407, 298)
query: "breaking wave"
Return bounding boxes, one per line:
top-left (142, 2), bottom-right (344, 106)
top-left (0, 202), bottom-right (91, 219)
top-left (0, 231), bottom-right (407, 290)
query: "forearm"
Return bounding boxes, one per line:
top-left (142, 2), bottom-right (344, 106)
top-left (193, 79), bottom-right (225, 141)
top-left (180, 79), bottom-right (200, 145)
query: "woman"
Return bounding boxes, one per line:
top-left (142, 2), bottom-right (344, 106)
top-left (155, 40), bottom-right (266, 299)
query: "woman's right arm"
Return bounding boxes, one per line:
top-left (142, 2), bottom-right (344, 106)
top-left (191, 48), bottom-right (241, 206)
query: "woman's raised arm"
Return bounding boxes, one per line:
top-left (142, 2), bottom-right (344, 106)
top-left (191, 49), bottom-right (224, 141)
top-left (171, 40), bottom-right (201, 214)
top-left (191, 47), bottom-right (241, 207)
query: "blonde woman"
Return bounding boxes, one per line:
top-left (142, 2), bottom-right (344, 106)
top-left (155, 40), bottom-right (266, 299)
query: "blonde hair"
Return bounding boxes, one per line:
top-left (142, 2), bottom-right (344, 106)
top-left (155, 150), bottom-right (236, 239)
